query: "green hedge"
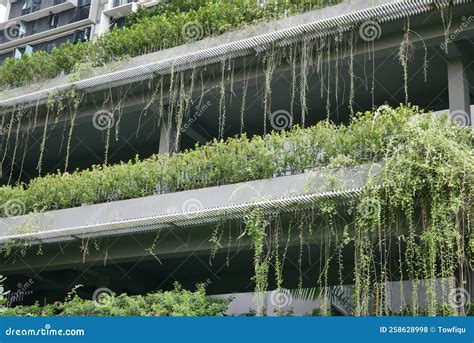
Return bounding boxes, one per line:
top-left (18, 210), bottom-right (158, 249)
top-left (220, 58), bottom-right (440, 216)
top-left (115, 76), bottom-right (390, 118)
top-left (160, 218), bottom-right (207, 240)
top-left (0, 106), bottom-right (470, 218)
top-left (0, 283), bottom-right (230, 316)
top-left (0, 0), bottom-right (341, 88)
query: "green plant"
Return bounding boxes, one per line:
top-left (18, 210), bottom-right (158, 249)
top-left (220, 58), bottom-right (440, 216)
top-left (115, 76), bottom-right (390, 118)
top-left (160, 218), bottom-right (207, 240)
top-left (0, 0), bottom-right (342, 88)
top-left (0, 283), bottom-right (230, 316)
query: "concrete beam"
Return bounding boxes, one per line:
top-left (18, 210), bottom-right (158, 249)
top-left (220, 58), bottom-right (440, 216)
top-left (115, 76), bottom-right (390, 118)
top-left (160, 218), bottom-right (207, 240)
top-left (158, 119), bottom-right (179, 154)
top-left (447, 43), bottom-right (472, 128)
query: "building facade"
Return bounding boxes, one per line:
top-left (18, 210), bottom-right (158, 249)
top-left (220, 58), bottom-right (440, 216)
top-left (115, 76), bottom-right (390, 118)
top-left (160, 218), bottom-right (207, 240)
top-left (0, 0), bottom-right (159, 62)
top-left (0, 0), bottom-right (472, 315)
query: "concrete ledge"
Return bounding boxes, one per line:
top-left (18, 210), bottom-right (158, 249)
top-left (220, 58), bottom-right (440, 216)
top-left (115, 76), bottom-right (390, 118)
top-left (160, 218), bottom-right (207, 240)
top-left (0, 163), bottom-right (382, 244)
top-left (1, 0), bottom-right (471, 107)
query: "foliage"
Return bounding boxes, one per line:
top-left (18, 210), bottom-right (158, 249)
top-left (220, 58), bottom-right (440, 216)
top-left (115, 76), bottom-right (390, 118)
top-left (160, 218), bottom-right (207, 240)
top-left (229, 105), bottom-right (473, 316)
top-left (0, 0), bottom-right (341, 88)
top-left (0, 105), bottom-right (427, 216)
top-left (0, 283), bottom-right (230, 316)
top-left (125, 0), bottom-right (341, 27)
top-left (0, 275), bottom-right (9, 310)
top-left (1, 105), bottom-right (473, 317)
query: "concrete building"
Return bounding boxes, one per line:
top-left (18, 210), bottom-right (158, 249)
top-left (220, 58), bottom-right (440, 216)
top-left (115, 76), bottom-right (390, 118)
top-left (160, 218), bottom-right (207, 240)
top-left (0, 0), bottom-right (472, 315)
top-left (0, 0), bottom-right (159, 62)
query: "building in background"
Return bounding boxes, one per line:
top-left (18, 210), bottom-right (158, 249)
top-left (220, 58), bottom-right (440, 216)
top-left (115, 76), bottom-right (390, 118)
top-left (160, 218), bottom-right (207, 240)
top-left (0, 0), bottom-right (159, 62)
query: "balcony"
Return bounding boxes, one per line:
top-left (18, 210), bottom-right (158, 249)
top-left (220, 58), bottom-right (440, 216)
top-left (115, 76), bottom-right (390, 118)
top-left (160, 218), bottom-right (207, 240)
top-left (103, 0), bottom-right (140, 18)
top-left (0, 0), bottom-right (78, 30)
top-left (113, 0), bottom-right (136, 7)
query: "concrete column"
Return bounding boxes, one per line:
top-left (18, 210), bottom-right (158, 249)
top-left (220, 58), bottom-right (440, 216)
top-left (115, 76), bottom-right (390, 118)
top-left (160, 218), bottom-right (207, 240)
top-left (447, 47), bottom-right (472, 128)
top-left (158, 120), bottom-right (179, 154)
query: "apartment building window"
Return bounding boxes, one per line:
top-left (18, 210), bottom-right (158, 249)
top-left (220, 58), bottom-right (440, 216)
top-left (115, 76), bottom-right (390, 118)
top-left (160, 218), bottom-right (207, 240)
top-left (13, 45), bottom-right (33, 59)
top-left (30, 20), bottom-right (37, 34)
top-left (53, 0), bottom-right (65, 4)
top-left (113, 0), bottom-right (134, 7)
top-left (71, 27), bottom-right (91, 44)
top-left (110, 16), bottom-right (126, 30)
top-left (72, 30), bottom-right (83, 43)
top-left (78, 0), bottom-right (91, 7)
top-left (49, 13), bottom-right (59, 29)
top-left (83, 27), bottom-right (91, 41)
top-left (45, 42), bottom-right (56, 53)
top-left (24, 45), bottom-right (33, 55)
top-left (32, 0), bottom-right (42, 12)
top-left (21, 0), bottom-right (33, 15)
top-left (14, 48), bottom-right (22, 59)
top-left (18, 22), bottom-right (26, 38)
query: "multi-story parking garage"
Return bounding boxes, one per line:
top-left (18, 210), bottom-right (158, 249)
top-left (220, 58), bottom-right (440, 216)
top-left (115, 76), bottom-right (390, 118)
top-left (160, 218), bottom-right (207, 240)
top-left (0, 0), bottom-right (472, 315)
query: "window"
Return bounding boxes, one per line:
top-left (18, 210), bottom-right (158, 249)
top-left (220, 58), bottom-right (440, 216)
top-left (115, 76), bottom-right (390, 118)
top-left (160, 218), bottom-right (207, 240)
top-left (72, 30), bottom-right (83, 43)
top-left (45, 42), bottom-right (56, 53)
top-left (70, 28), bottom-right (91, 43)
top-left (32, 0), bottom-right (41, 12)
top-left (78, 0), bottom-right (91, 7)
top-left (24, 45), bottom-right (33, 55)
top-left (49, 13), bottom-right (59, 29)
top-left (53, 0), bottom-right (65, 5)
top-left (18, 22), bottom-right (26, 38)
top-left (110, 16), bottom-right (126, 30)
top-left (14, 48), bottom-right (22, 59)
top-left (30, 20), bottom-right (37, 34)
top-left (21, 0), bottom-right (32, 15)
top-left (12, 45), bottom-right (33, 59)
top-left (83, 27), bottom-right (91, 41)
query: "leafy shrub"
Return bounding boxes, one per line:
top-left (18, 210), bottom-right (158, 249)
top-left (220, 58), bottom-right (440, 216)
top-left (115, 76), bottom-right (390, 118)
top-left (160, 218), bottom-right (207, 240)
top-left (0, 283), bottom-right (230, 316)
top-left (0, 106), bottom-right (471, 218)
top-left (0, 0), bottom-right (341, 88)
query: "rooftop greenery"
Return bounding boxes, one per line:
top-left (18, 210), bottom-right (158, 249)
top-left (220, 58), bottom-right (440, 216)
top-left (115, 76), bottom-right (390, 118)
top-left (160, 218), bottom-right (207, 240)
top-left (0, 0), bottom-right (341, 88)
